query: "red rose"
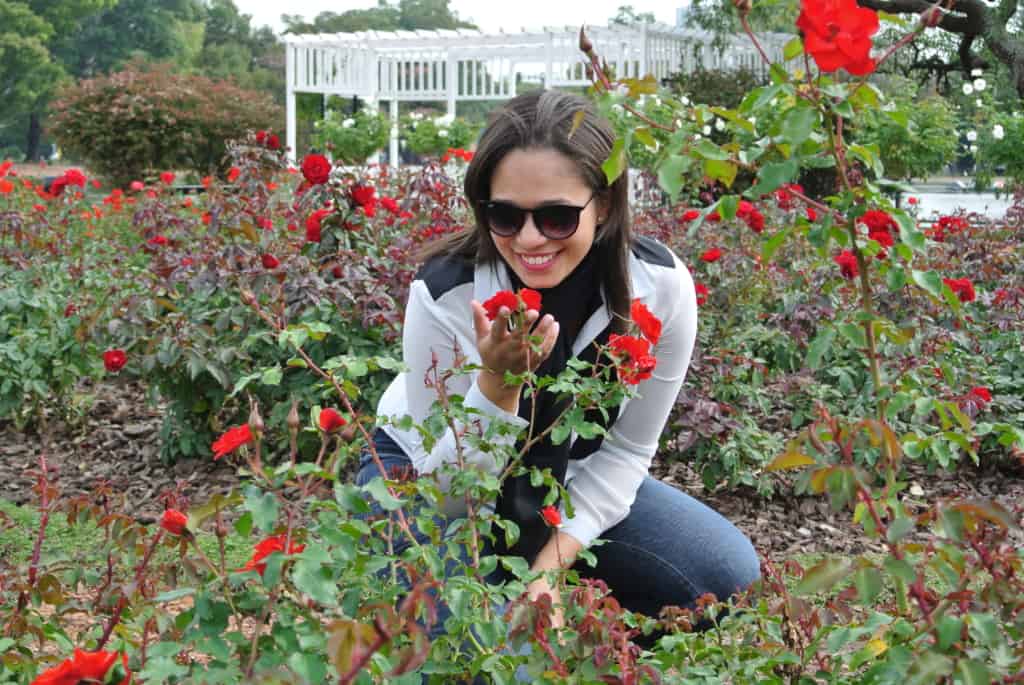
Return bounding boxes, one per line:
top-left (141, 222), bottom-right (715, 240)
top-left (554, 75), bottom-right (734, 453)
top-left (31, 648), bottom-right (130, 685)
top-left (228, 167), bottom-right (241, 183)
top-left (907, 196), bottom-right (918, 205)
top-left (351, 185), bottom-right (376, 208)
top-left (160, 171), bottom-right (175, 185)
top-left (608, 334), bottom-right (657, 385)
top-left (540, 505), bottom-right (561, 527)
top-left (241, 534), bottom-right (305, 576)
top-left (301, 153), bottom-right (332, 185)
top-left (969, 387), bottom-right (993, 403)
top-left (943, 277), bottom-right (976, 303)
top-left (103, 349), bottom-right (127, 373)
top-left (796, 0), bottom-right (879, 75)
top-left (0, 179), bottom-right (13, 194)
top-left (774, 183), bottom-right (804, 210)
top-left (129, 180), bottom-right (144, 192)
top-left (834, 250), bottom-right (859, 279)
top-left (147, 235), bottom-right (169, 247)
top-left (518, 288), bottom-right (542, 313)
top-left (267, 134), bottom-right (281, 150)
top-left (380, 196), bottom-right (400, 214)
top-left (319, 408), bottom-right (347, 432)
top-left (737, 200), bottom-right (755, 217)
top-left (745, 209), bottom-right (765, 233)
top-left (630, 299), bottom-right (662, 345)
top-left (860, 210), bottom-right (897, 234)
top-left (700, 248), bottom-right (723, 263)
top-left (63, 169), bottom-right (87, 188)
top-left (306, 208), bottom-right (331, 242)
top-left (806, 207), bottom-right (818, 221)
top-left (681, 209), bottom-right (700, 222)
top-left (211, 424), bottom-right (253, 460)
top-left (706, 211), bottom-right (721, 222)
top-left (49, 177), bottom-right (68, 197)
top-left (64, 303), bottom-right (77, 318)
top-left (261, 254), bottom-right (280, 269)
top-left (695, 283), bottom-right (709, 306)
top-left (160, 509), bottom-right (189, 536)
top-left (255, 130), bottom-right (267, 144)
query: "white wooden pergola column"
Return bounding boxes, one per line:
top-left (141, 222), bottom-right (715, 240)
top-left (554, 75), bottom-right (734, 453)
top-left (283, 25), bottom-right (793, 164)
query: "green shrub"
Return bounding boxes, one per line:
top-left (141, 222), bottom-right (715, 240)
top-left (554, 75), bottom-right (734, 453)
top-left (49, 61), bottom-right (282, 187)
top-left (401, 114), bottom-right (478, 157)
top-left (313, 108), bottom-right (390, 164)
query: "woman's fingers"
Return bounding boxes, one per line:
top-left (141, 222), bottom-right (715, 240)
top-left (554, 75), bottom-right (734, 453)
top-left (470, 300), bottom-right (490, 341)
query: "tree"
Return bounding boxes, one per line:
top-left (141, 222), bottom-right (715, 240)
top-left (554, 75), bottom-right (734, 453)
top-left (689, 0), bottom-right (1024, 99)
top-left (609, 5), bottom-right (657, 25)
top-left (282, 0), bottom-right (474, 35)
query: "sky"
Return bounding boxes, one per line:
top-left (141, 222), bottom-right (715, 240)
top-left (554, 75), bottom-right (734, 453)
top-left (233, 1), bottom-right (682, 35)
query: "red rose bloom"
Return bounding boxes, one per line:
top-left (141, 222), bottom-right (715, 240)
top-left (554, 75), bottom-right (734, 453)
top-left (630, 299), bottom-right (662, 345)
top-left (267, 134), bottom-right (281, 150)
top-left (0, 179), bottom-right (13, 194)
top-left (227, 167), bottom-right (241, 183)
top-left (482, 289), bottom-right (541, 320)
top-left (63, 169), bottom-right (87, 188)
top-left (518, 288), bottom-right (542, 313)
top-left (49, 177), bottom-right (69, 197)
top-left (681, 209), bottom-right (700, 222)
top-left (695, 283), bottom-right (709, 306)
top-left (380, 196), bottom-right (400, 214)
top-left (608, 334), bottom-right (658, 385)
top-left (129, 180), bottom-right (144, 192)
top-left (301, 153), bottom-right (332, 185)
top-left (806, 207), bottom-right (818, 221)
top-left (860, 209), bottom-right (896, 234)
top-left (160, 509), bottom-right (189, 536)
top-left (31, 648), bottom-right (130, 685)
top-left (319, 408), bottom-right (347, 432)
top-left (796, 0), bottom-right (879, 76)
top-left (745, 209), bottom-right (765, 233)
top-left (261, 254), bottom-right (280, 269)
top-left (147, 235), bottom-right (169, 247)
top-left (103, 349), bottom-right (127, 373)
top-left (255, 130), bottom-right (267, 144)
top-left (834, 250), bottom-right (859, 279)
top-left (351, 185), bottom-right (376, 208)
top-left (943, 277), bottom-right (976, 303)
top-left (969, 387), bottom-right (993, 403)
top-left (241, 534), bottom-right (305, 576)
top-left (700, 248), bottom-right (723, 263)
top-left (160, 171), bottom-right (175, 185)
top-left (540, 505), bottom-right (562, 527)
top-left (306, 208), bottom-right (331, 243)
top-left (211, 424), bottom-right (253, 460)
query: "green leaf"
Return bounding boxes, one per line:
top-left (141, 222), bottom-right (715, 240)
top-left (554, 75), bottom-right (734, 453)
top-left (935, 615), bottom-right (963, 651)
top-left (260, 366), bottom-right (282, 386)
top-left (748, 159), bottom-right (799, 196)
top-left (761, 227), bottom-right (791, 263)
top-left (718, 195), bottom-right (739, 221)
top-left (694, 138), bottom-right (730, 161)
top-left (837, 322), bottom-right (867, 350)
top-left (806, 327), bottom-right (836, 370)
top-left (795, 558), bottom-right (851, 596)
top-left (704, 159), bottom-right (737, 188)
top-left (911, 269), bottom-right (944, 299)
top-left (886, 266), bottom-right (907, 291)
top-left (783, 36), bottom-right (803, 60)
top-left (853, 567), bottom-right (883, 604)
top-left (906, 652), bottom-right (953, 685)
top-left (894, 212), bottom-right (926, 253)
top-left (243, 486), bottom-right (279, 533)
top-left (780, 106), bottom-right (817, 146)
top-left (957, 660), bottom-right (991, 685)
top-left (602, 137), bottom-right (628, 184)
top-left (364, 478), bottom-right (404, 511)
top-left (292, 560), bottom-right (338, 607)
top-left (154, 588), bottom-right (196, 603)
top-left (656, 155), bottom-right (690, 202)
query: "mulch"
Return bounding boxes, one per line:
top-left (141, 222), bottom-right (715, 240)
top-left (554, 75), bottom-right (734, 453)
top-left (2, 380), bottom-right (1022, 563)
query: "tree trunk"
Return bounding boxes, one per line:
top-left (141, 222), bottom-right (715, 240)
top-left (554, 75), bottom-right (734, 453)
top-left (25, 111), bottom-right (42, 162)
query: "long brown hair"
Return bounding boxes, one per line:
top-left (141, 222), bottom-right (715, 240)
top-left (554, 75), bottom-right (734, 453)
top-left (418, 89), bottom-right (633, 331)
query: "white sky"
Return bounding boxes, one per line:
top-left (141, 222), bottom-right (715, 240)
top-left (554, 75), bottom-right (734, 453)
top-left (233, 1), bottom-right (683, 35)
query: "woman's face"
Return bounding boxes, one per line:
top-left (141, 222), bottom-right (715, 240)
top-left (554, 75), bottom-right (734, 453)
top-left (486, 147), bottom-right (604, 290)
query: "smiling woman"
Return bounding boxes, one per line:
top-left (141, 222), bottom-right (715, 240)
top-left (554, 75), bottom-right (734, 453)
top-left (354, 89), bottom-right (760, 652)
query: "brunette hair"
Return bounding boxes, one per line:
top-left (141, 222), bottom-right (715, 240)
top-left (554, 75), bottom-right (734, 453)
top-left (418, 89), bottom-right (633, 330)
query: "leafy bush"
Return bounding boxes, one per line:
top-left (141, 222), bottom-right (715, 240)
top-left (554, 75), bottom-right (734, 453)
top-left (313, 108), bottom-right (391, 164)
top-left (49, 61), bottom-right (282, 187)
top-left (401, 113), bottom-right (478, 157)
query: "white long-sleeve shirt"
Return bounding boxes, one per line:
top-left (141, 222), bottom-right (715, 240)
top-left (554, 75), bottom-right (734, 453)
top-left (375, 236), bottom-right (698, 548)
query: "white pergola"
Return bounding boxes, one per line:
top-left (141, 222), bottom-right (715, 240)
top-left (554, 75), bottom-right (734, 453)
top-left (284, 23), bottom-right (792, 163)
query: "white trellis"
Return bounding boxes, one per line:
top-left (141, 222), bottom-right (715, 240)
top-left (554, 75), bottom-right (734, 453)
top-left (284, 23), bottom-right (792, 163)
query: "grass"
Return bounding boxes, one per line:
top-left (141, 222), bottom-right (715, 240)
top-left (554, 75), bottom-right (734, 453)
top-left (0, 497), bottom-right (254, 577)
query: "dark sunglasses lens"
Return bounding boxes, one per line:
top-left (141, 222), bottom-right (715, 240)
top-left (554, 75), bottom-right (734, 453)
top-left (534, 205), bottom-right (580, 239)
top-left (485, 203), bottom-right (525, 236)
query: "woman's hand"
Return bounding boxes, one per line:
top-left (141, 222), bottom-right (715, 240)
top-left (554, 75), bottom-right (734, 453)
top-left (470, 301), bottom-right (559, 411)
top-left (527, 575), bottom-right (565, 630)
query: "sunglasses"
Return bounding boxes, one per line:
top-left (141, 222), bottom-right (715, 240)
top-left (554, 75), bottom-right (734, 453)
top-left (480, 194), bottom-right (596, 240)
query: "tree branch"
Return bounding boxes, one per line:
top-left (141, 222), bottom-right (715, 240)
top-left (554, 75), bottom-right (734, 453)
top-left (856, 0), bottom-right (985, 35)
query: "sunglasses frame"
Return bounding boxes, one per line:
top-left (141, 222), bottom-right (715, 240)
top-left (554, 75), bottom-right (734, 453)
top-left (479, 193), bottom-right (596, 240)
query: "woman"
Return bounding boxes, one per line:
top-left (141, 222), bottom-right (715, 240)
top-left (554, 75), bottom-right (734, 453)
top-left (357, 89), bottom-right (759, 631)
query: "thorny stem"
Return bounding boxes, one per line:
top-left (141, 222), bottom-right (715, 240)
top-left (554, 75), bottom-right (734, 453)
top-left (95, 529), bottom-right (164, 651)
top-left (18, 453), bottom-right (53, 613)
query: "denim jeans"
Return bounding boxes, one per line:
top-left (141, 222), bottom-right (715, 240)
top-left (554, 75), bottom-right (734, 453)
top-left (355, 428), bottom-right (761, 669)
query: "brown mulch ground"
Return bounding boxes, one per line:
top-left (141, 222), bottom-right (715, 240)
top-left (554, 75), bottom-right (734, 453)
top-left (2, 380), bottom-right (1022, 562)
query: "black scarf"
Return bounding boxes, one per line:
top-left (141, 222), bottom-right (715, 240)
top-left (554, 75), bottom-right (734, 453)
top-left (492, 250), bottom-right (617, 564)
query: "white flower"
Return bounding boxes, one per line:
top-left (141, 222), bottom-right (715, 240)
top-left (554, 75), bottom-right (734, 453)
top-left (749, 116), bottom-right (757, 126)
top-left (680, 96), bottom-right (691, 106)
top-left (962, 83), bottom-right (974, 95)
top-left (970, 144), bottom-right (978, 153)
top-left (976, 99), bottom-right (984, 107)
top-left (994, 124), bottom-right (1005, 140)
top-left (714, 118), bottom-right (725, 131)
top-left (614, 84), bottom-right (630, 97)
top-left (410, 112), bottom-right (423, 121)
top-left (702, 125), bottom-right (712, 135)
top-left (438, 129), bottom-right (449, 137)
top-left (973, 78), bottom-right (987, 91)
top-left (674, 118), bottom-right (684, 128)
top-left (693, 133), bottom-right (703, 140)
top-left (652, 96), bottom-right (661, 106)
top-left (971, 68), bottom-right (983, 77)
top-left (966, 130), bottom-right (978, 142)
top-left (342, 118), bottom-right (355, 128)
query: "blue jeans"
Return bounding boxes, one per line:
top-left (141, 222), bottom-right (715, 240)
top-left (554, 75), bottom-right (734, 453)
top-left (355, 429), bottom-right (760, 627)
